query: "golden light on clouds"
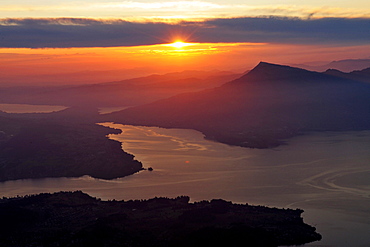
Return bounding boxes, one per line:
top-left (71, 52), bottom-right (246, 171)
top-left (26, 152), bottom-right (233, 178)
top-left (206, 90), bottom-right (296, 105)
top-left (1, 1), bottom-right (369, 19)
top-left (128, 42), bottom-right (267, 58)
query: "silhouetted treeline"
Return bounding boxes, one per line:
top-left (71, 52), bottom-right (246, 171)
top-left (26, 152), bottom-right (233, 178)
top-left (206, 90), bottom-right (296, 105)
top-left (0, 191), bottom-right (321, 247)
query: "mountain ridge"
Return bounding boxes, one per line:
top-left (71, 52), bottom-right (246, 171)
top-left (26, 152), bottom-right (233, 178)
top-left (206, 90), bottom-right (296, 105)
top-left (292, 58), bottom-right (370, 72)
top-left (0, 70), bottom-right (241, 107)
top-left (324, 67), bottom-right (370, 83)
top-left (227, 61), bottom-right (355, 87)
top-left (104, 61), bottom-right (370, 148)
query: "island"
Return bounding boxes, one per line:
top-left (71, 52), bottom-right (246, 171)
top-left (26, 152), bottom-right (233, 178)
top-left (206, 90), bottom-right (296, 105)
top-left (0, 191), bottom-right (321, 247)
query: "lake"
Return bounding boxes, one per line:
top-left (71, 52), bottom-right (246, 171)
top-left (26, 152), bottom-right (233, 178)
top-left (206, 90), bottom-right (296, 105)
top-left (0, 103), bottom-right (66, 113)
top-left (0, 123), bottom-right (369, 246)
top-left (0, 103), bottom-right (130, 115)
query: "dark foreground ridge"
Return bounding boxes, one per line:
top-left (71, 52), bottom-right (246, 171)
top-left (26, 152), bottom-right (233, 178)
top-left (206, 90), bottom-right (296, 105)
top-left (0, 191), bottom-right (321, 247)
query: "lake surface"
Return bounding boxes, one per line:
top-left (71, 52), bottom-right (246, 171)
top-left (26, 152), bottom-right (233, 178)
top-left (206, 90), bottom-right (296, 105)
top-left (0, 103), bottom-right (66, 113)
top-left (98, 106), bottom-right (132, 114)
top-left (1, 123), bottom-right (369, 246)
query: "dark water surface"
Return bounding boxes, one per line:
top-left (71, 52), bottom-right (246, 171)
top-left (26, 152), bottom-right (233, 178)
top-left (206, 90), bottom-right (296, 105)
top-left (1, 123), bottom-right (369, 246)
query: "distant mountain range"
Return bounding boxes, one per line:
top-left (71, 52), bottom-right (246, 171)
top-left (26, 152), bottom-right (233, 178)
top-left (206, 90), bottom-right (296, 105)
top-left (293, 59), bottom-right (370, 72)
top-left (104, 62), bottom-right (370, 148)
top-left (0, 70), bottom-right (240, 107)
top-left (324, 67), bottom-right (370, 83)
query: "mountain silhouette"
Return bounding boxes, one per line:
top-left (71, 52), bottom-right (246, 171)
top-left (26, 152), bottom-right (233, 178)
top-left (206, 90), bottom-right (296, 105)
top-left (293, 59), bottom-right (370, 72)
top-left (324, 67), bottom-right (370, 83)
top-left (104, 62), bottom-right (370, 148)
top-left (230, 62), bottom-right (336, 84)
top-left (0, 71), bottom-right (240, 107)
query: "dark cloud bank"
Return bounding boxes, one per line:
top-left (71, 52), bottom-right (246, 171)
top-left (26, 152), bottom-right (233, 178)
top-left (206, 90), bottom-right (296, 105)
top-left (0, 17), bottom-right (369, 48)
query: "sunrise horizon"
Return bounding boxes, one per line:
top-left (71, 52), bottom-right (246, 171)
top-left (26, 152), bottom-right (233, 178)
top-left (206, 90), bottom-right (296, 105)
top-left (0, 1), bottom-right (369, 247)
top-left (1, 2), bottom-right (370, 86)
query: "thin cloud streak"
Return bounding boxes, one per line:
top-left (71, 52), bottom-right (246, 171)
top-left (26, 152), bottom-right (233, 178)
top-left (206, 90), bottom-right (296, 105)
top-left (0, 17), bottom-right (369, 48)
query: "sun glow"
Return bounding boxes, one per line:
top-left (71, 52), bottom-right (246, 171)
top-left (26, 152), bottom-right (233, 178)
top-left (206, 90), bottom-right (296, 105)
top-left (166, 41), bottom-right (195, 49)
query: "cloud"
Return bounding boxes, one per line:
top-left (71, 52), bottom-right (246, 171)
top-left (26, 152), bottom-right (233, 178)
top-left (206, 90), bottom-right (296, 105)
top-left (97, 1), bottom-right (223, 10)
top-left (2, 2), bottom-right (369, 19)
top-left (197, 17), bottom-right (370, 45)
top-left (0, 17), bottom-right (369, 48)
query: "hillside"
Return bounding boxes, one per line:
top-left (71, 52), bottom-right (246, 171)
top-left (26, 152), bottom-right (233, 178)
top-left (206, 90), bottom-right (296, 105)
top-left (104, 62), bottom-right (370, 148)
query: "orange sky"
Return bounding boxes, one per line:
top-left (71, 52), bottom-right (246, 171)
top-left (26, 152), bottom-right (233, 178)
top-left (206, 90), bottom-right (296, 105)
top-left (1, 1), bottom-right (369, 87)
top-left (1, 42), bottom-right (369, 86)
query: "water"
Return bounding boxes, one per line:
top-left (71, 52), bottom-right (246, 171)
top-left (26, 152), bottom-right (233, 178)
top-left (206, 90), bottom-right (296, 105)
top-left (0, 103), bottom-right (128, 114)
top-left (0, 103), bottom-right (66, 113)
top-left (0, 123), bottom-right (369, 246)
top-left (98, 106), bottom-right (132, 114)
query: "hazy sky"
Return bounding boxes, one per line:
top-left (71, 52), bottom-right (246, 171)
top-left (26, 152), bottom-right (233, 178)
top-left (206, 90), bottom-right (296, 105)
top-left (0, 1), bottom-right (369, 85)
top-left (1, 1), bottom-right (370, 19)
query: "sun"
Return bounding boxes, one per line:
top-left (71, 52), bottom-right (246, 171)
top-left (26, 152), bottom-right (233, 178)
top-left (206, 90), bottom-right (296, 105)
top-left (165, 41), bottom-right (194, 49)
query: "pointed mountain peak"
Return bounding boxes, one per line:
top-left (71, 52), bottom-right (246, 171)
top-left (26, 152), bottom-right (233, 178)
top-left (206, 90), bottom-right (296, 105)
top-left (248, 61), bottom-right (310, 78)
top-left (254, 61), bottom-right (287, 68)
top-left (229, 61), bottom-right (332, 85)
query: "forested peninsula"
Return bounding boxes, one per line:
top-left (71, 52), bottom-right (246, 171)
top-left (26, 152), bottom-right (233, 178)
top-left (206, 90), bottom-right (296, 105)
top-left (0, 191), bottom-right (321, 247)
top-left (0, 108), bottom-right (143, 182)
